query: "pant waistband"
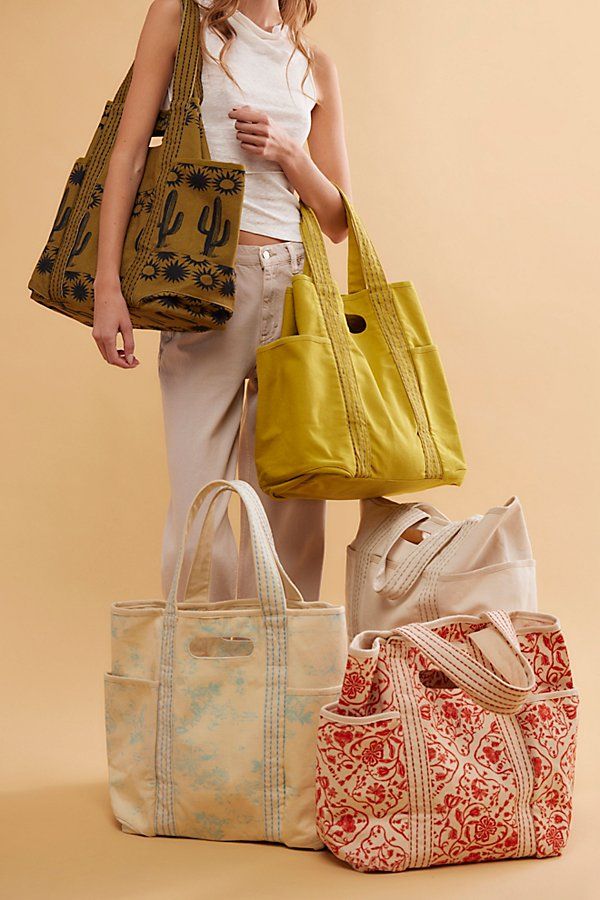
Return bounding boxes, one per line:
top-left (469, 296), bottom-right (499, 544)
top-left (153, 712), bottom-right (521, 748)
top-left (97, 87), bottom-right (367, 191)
top-left (234, 240), bottom-right (305, 271)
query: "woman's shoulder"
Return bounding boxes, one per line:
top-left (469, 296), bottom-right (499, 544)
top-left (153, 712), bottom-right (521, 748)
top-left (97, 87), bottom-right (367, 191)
top-left (306, 42), bottom-right (340, 104)
top-left (145, 0), bottom-right (183, 27)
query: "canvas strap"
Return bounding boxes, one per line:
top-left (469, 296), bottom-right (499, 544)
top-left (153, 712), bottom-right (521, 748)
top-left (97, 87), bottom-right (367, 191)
top-left (50, 0), bottom-right (209, 299)
top-left (155, 479), bottom-right (288, 841)
top-left (373, 516), bottom-right (478, 600)
top-left (387, 610), bottom-right (537, 867)
top-left (299, 204), bottom-right (372, 478)
top-left (395, 610), bottom-right (535, 715)
top-left (300, 190), bottom-right (443, 481)
top-left (184, 481), bottom-right (306, 605)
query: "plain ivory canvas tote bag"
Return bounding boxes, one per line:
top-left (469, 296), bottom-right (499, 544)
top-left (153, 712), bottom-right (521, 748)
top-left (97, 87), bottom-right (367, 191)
top-left (104, 479), bottom-right (347, 848)
top-left (346, 495), bottom-right (537, 639)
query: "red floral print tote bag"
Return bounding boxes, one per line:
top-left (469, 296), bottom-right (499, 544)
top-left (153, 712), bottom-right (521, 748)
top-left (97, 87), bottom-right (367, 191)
top-left (316, 610), bottom-right (578, 872)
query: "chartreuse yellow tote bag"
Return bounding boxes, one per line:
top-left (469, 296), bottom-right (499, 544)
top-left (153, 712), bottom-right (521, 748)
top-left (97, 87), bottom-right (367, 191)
top-left (254, 190), bottom-right (466, 500)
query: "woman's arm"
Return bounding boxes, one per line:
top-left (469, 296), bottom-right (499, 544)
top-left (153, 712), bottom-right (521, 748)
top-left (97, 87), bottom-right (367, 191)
top-left (229, 47), bottom-right (351, 243)
top-left (93, 0), bottom-right (181, 368)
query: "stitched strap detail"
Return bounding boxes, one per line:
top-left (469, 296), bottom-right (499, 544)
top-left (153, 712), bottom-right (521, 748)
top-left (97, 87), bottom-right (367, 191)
top-left (154, 479), bottom-right (288, 841)
top-left (418, 518), bottom-right (479, 621)
top-left (375, 519), bottom-right (473, 599)
top-left (397, 615), bottom-right (535, 715)
top-left (388, 643), bottom-right (434, 870)
top-left (347, 507), bottom-right (410, 638)
top-left (121, 0), bottom-right (207, 297)
top-left (496, 713), bottom-right (537, 858)
top-left (155, 609), bottom-right (177, 835)
top-left (300, 203), bottom-right (371, 478)
top-left (337, 191), bottom-right (443, 480)
top-left (51, 0), bottom-right (207, 301)
top-left (185, 482), bottom-right (304, 605)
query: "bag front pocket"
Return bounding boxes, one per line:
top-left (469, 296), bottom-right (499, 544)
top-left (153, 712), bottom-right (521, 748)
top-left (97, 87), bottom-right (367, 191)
top-left (104, 673), bottom-right (159, 836)
top-left (255, 336), bottom-right (355, 488)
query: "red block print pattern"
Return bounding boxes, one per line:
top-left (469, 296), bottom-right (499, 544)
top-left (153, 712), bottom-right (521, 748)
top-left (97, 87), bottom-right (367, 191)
top-left (316, 613), bottom-right (578, 872)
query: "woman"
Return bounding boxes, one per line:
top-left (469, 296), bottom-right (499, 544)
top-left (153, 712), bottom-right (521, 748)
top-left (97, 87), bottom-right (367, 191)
top-left (92, 0), bottom-right (351, 602)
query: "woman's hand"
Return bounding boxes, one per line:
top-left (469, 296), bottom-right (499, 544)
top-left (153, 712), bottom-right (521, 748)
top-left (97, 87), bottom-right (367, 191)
top-left (92, 277), bottom-right (139, 368)
top-left (228, 106), bottom-right (299, 164)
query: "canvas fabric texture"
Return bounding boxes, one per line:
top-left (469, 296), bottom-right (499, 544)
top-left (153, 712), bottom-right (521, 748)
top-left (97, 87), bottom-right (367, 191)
top-left (346, 495), bottom-right (537, 639)
top-left (254, 190), bottom-right (466, 501)
top-left (28, 0), bottom-right (245, 331)
top-left (316, 610), bottom-right (578, 873)
top-left (104, 479), bottom-right (347, 848)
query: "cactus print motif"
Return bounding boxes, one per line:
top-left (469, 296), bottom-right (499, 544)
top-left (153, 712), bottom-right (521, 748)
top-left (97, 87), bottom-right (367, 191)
top-left (28, 80), bottom-right (245, 332)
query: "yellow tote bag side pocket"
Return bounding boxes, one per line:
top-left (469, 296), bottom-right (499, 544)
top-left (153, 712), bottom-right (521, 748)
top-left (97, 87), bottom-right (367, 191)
top-left (410, 344), bottom-right (466, 484)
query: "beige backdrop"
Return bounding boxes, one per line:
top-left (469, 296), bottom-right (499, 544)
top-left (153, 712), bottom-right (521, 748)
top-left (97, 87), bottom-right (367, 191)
top-left (2, 1), bottom-right (598, 897)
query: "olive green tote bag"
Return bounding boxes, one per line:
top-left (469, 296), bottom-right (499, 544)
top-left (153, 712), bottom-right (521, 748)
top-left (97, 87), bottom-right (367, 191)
top-left (254, 190), bottom-right (467, 500)
top-left (28, 0), bottom-right (245, 331)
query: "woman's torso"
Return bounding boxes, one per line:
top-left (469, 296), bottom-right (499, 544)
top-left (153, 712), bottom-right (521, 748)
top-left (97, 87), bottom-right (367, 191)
top-left (162, 9), bottom-right (317, 243)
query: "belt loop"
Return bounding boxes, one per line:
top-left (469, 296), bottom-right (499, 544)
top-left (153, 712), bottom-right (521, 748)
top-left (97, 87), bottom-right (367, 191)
top-left (288, 242), bottom-right (302, 274)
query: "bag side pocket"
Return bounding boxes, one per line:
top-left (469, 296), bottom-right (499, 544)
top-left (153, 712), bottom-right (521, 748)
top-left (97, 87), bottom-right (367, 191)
top-left (410, 345), bottom-right (466, 484)
top-left (104, 673), bottom-right (159, 836)
top-left (281, 686), bottom-right (343, 850)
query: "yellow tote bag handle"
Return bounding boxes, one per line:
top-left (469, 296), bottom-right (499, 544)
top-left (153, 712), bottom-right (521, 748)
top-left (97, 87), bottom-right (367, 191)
top-left (300, 190), bottom-right (443, 481)
top-left (299, 199), bottom-right (372, 478)
top-left (300, 187), bottom-right (388, 294)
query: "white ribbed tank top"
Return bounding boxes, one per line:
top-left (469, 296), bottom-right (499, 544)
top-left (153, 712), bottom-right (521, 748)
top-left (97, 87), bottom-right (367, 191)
top-left (162, 9), bottom-right (317, 241)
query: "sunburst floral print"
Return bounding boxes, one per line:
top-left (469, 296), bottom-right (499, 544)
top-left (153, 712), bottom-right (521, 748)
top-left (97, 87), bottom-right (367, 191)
top-left (216, 264), bottom-right (235, 278)
top-left (163, 260), bottom-right (189, 283)
top-left (88, 183), bottom-right (104, 209)
top-left (70, 277), bottom-right (91, 303)
top-left (132, 194), bottom-right (146, 217)
top-left (155, 109), bottom-right (169, 135)
top-left (185, 302), bottom-right (213, 324)
top-left (166, 165), bottom-right (185, 186)
top-left (193, 268), bottom-right (221, 292)
top-left (63, 269), bottom-right (80, 282)
top-left (211, 169), bottom-right (243, 196)
top-left (209, 305), bottom-right (232, 325)
top-left (156, 296), bottom-right (183, 310)
top-left (69, 161), bottom-right (86, 185)
top-left (156, 250), bottom-right (177, 261)
top-left (219, 277), bottom-right (235, 298)
top-left (142, 190), bottom-right (155, 213)
top-left (184, 99), bottom-right (201, 127)
top-left (140, 260), bottom-right (160, 281)
top-left (35, 250), bottom-right (55, 275)
top-left (185, 167), bottom-right (211, 192)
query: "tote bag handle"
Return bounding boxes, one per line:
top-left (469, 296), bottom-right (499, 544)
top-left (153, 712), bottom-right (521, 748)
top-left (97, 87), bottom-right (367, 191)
top-left (395, 610), bottom-right (536, 714)
top-left (374, 518), bottom-right (476, 600)
top-left (165, 479), bottom-right (292, 622)
top-left (50, 0), bottom-right (209, 299)
top-left (299, 190), bottom-right (443, 481)
top-left (184, 480), bottom-right (305, 605)
top-left (81, 0), bottom-right (207, 164)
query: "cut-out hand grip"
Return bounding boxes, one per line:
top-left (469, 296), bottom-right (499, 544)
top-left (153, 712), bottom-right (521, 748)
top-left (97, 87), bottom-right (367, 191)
top-left (188, 636), bottom-right (254, 659)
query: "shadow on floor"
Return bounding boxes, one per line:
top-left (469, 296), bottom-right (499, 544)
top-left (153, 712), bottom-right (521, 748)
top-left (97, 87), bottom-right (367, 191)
top-left (0, 780), bottom-right (595, 900)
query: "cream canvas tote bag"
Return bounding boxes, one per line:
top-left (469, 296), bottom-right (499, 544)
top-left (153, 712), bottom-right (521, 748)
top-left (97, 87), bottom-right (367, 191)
top-left (104, 479), bottom-right (347, 848)
top-left (346, 495), bottom-right (536, 638)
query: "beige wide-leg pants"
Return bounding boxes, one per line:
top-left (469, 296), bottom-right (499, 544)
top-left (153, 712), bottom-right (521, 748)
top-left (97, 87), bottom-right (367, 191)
top-left (157, 240), bottom-right (326, 603)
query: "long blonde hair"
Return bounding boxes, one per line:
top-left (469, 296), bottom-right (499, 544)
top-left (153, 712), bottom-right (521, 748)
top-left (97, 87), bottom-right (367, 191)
top-left (197, 1), bottom-right (317, 97)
